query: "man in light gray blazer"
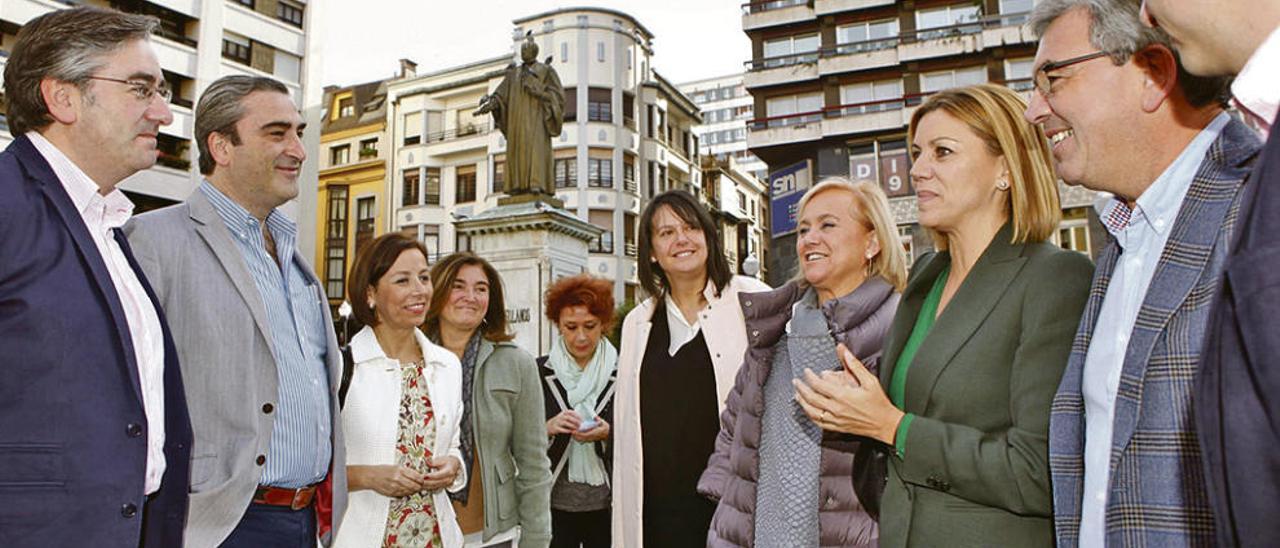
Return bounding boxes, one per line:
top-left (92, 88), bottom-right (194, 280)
top-left (126, 75), bottom-right (346, 548)
top-left (1024, 1), bottom-right (1259, 546)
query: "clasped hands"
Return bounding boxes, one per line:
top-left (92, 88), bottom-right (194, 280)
top-left (354, 456), bottom-right (462, 499)
top-left (792, 343), bottom-right (905, 446)
top-left (546, 409), bottom-right (610, 443)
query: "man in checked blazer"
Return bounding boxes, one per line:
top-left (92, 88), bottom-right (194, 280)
top-left (1024, 1), bottom-right (1260, 546)
top-left (126, 76), bottom-right (346, 547)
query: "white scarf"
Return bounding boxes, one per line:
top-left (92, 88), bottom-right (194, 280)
top-left (548, 335), bottom-right (617, 485)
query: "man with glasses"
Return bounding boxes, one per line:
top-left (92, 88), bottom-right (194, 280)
top-left (126, 75), bottom-right (346, 547)
top-left (1138, 2), bottom-right (1280, 545)
top-left (0, 6), bottom-right (191, 547)
top-left (1024, 1), bottom-right (1258, 546)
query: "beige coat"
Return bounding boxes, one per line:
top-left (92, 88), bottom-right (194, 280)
top-left (334, 326), bottom-right (466, 548)
top-left (611, 275), bottom-right (770, 548)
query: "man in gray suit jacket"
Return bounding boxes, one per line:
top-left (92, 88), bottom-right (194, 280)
top-left (1024, 1), bottom-right (1259, 546)
top-left (126, 75), bottom-right (347, 548)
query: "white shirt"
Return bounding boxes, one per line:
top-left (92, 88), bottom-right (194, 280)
top-left (664, 287), bottom-right (707, 356)
top-left (28, 132), bottom-right (167, 495)
top-left (1232, 23), bottom-right (1280, 138)
top-left (1077, 113), bottom-right (1228, 547)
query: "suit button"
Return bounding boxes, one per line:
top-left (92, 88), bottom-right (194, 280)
top-left (121, 503), bottom-right (138, 518)
top-left (262, 403), bottom-right (274, 414)
top-left (256, 455), bottom-right (266, 466)
top-left (126, 423), bottom-right (143, 438)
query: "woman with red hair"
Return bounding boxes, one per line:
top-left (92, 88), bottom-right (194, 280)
top-left (538, 274), bottom-right (618, 548)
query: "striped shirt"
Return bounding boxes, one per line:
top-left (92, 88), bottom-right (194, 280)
top-left (200, 181), bottom-right (332, 488)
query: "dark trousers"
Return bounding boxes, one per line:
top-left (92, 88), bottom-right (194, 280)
top-left (643, 495), bottom-right (714, 548)
top-left (220, 502), bottom-right (316, 548)
top-left (550, 508), bottom-right (610, 548)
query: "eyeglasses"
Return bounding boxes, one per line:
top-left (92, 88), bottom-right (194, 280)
top-left (1033, 51), bottom-right (1111, 97)
top-left (86, 76), bottom-right (173, 103)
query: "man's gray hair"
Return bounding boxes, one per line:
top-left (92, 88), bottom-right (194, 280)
top-left (1030, 0), bottom-right (1230, 107)
top-left (194, 75), bottom-right (290, 175)
top-left (3, 7), bottom-right (159, 135)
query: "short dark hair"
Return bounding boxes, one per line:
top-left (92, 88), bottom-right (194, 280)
top-left (194, 75), bottom-right (291, 174)
top-left (3, 7), bottom-right (159, 135)
top-left (425, 252), bottom-right (513, 343)
top-left (636, 190), bottom-right (732, 299)
top-left (544, 274), bottom-right (616, 332)
top-left (347, 233), bottom-right (431, 327)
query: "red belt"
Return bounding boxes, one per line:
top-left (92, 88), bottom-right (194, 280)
top-left (253, 484), bottom-right (318, 510)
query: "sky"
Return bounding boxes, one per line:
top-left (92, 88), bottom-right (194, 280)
top-left (316, 0), bottom-right (751, 88)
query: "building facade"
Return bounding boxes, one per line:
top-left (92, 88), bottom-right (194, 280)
top-left (681, 74), bottom-right (768, 181)
top-left (371, 7), bottom-right (707, 307)
top-left (741, 0), bottom-right (1102, 283)
top-left (0, 0), bottom-right (324, 253)
top-left (316, 75), bottom-right (391, 313)
top-left (701, 155), bottom-right (770, 282)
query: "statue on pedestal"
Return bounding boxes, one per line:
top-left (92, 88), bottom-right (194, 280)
top-left (477, 32), bottom-right (565, 199)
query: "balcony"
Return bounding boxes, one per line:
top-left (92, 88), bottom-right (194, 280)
top-left (743, 51), bottom-right (820, 89)
top-left (818, 37), bottom-right (898, 75)
top-left (899, 12), bottom-right (1033, 62)
top-left (747, 109), bottom-right (824, 148)
top-left (424, 122), bottom-right (491, 156)
top-left (742, 0), bottom-right (813, 31)
top-left (814, 0), bottom-right (894, 16)
top-left (748, 93), bottom-right (937, 148)
top-left (821, 97), bottom-right (910, 137)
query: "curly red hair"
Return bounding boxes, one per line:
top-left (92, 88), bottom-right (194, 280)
top-left (543, 274), bottom-right (616, 331)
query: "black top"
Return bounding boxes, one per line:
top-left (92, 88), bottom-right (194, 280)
top-left (638, 299), bottom-right (722, 501)
top-left (536, 355), bottom-right (617, 477)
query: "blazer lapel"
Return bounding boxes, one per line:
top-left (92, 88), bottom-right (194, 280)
top-left (904, 225), bottom-right (1028, 413)
top-left (1109, 118), bottom-right (1259, 463)
top-left (18, 137), bottom-right (144, 404)
top-left (187, 189), bottom-right (275, 349)
top-left (879, 252), bottom-right (947, 389)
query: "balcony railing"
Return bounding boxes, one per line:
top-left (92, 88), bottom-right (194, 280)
top-left (827, 96), bottom-right (907, 118)
top-left (827, 36), bottom-right (898, 56)
top-left (749, 109), bottom-right (823, 130)
top-left (744, 50), bottom-right (820, 71)
top-left (741, 0), bottom-right (808, 15)
top-left (425, 122), bottom-right (491, 144)
top-left (624, 178), bottom-right (638, 194)
top-left (749, 93), bottom-right (935, 131)
top-left (625, 242), bottom-right (637, 257)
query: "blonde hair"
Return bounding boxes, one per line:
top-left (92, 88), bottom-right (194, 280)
top-left (908, 83), bottom-right (1061, 250)
top-left (795, 177), bottom-right (909, 291)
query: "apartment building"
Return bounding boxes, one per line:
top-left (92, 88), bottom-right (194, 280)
top-left (681, 74), bottom-right (768, 181)
top-left (365, 7), bottom-right (704, 305)
top-left (741, 0), bottom-right (1101, 282)
top-left (0, 0), bottom-right (322, 250)
top-left (316, 75), bottom-right (391, 312)
top-left (701, 154), bottom-right (770, 282)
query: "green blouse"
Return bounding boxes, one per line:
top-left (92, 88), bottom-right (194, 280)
top-left (889, 265), bottom-right (950, 457)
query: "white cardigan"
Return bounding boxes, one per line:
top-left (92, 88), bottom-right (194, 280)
top-left (611, 275), bottom-right (770, 548)
top-left (333, 326), bottom-right (467, 548)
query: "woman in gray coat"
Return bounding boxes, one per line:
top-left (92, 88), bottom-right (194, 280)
top-left (698, 178), bottom-right (906, 547)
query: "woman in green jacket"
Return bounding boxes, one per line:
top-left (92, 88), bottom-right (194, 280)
top-left (794, 84), bottom-right (1093, 547)
top-left (427, 252), bottom-right (554, 548)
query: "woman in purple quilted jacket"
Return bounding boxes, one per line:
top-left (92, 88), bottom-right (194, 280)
top-left (697, 177), bottom-right (906, 548)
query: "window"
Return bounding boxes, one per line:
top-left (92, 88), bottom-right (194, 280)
top-left (624, 213), bottom-right (637, 256)
top-left (555, 157), bottom-right (578, 188)
top-left (337, 96), bottom-right (354, 118)
top-left (456, 165), bottom-right (477, 203)
top-left (762, 33), bottom-right (820, 67)
top-left (588, 157), bottom-right (613, 188)
top-left (921, 67), bottom-right (987, 93)
top-left (1055, 208), bottom-right (1092, 255)
top-left (738, 190), bottom-right (747, 211)
top-left (624, 155), bottom-right (636, 193)
top-left (917, 4), bottom-right (982, 39)
top-left (839, 79), bottom-right (904, 111)
top-left (646, 105), bottom-right (656, 138)
top-left (492, 156), bottom-right (505, 193)
top-left (358, 138), bottom-right (378, 159)
top-left (274, 50), bottom-right (301, 83)
top-left (355, 196), bottom-right (375, 255)
top-left (561, 42), bottom-right (568, 62)
top-left (588, 210), bottom-right (613, 254)
top-left (276, 0), bottom-right (304, 28)
top-left (324, 185), bottom-right (348, 300)
top-left (402, 169), bottom-right (420, 207)
top-left (564, 87), bottom-right (577, 122)
top-left (422, 225), bottom-right (440, 258)
top-left (330, 144), bottom-right (349, 166)
top-left (221, 33), bottom-right (251, 65)
top-left (1000, 0), bottom-right (1034, 15)
top-left (588, 87), bottom-right (612, 123)
top-left (403, 112), bottom-right (422, 145)
top-left (622, 92), bottom-right (635, 128)
top-left (1004, 57), bottom-right (1035, 90)
top-left (597, 42), bottom-right (605, 62)
top-left (765, 92), bottom-right (823, 126)
top-left (836, 18), bottom-right (900, 45)
top-left (424, 168), bottom-right (440, 205)
top-left (233, 0), bottom-right (254, 8)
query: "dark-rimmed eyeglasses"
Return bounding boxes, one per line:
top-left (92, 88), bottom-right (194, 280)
top-left (86, 76), bottom-right (173, 103)
top-left (1033, 51), bottom-right (1111, 97)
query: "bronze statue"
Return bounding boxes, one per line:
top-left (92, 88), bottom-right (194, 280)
top-left (477, 33), bottom-right (565, 197)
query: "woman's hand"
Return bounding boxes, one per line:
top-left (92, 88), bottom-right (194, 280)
top-left (348, 464), bottom-right (427, 498)
top-left (793, 343), bottom-right (904, 445)
top-left (570, 417), bottom-right (610, 443)
top-left (546, 410), bottom-right (582, 436)
top-left (421, 455), bottom-right (462, 492)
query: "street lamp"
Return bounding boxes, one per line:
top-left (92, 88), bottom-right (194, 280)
top-left (742, 252), bottom-right (760, 278)
top-left (337, 300), bottom-right (352, 346)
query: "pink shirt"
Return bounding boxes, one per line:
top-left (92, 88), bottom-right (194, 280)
top-left (1231, 23), bottom-right (1280, 139)
top-left (28, 132), bottom-right (167, 495)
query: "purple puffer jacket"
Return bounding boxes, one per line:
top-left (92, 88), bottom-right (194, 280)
top-left (697, 277), bottom-right (899, 548)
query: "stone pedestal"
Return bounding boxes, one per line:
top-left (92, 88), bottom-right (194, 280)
top-left (454, 201), bottom-right (603, 356)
